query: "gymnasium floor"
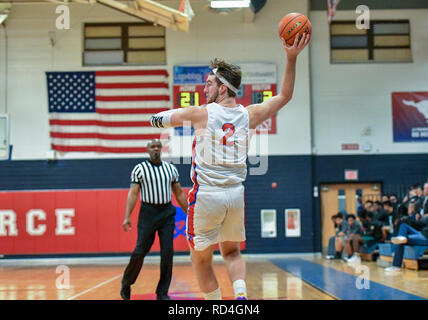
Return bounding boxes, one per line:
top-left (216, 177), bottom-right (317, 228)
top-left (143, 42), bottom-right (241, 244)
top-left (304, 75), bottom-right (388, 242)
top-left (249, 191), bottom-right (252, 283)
top-left (1, 254), bottom-right (427, 300)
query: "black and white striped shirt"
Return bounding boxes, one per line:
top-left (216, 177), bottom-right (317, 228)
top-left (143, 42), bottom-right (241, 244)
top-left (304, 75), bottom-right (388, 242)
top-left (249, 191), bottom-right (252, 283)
top-left (130, 160), bottom-right (180, 205)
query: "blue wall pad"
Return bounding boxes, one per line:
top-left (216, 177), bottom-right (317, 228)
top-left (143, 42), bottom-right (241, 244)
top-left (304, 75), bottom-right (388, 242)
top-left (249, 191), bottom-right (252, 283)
top-left (271, 258), bottom-right (426, 300)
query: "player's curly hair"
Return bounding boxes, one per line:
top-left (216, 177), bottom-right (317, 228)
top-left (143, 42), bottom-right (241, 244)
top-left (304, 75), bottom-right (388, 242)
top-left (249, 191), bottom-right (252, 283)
top-left (210, 58), bottom-right (242, 97)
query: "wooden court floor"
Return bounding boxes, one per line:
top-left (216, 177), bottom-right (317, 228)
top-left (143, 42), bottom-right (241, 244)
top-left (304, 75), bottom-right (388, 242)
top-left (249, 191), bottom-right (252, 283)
top-left (0, 255), bottom-right (427, 300)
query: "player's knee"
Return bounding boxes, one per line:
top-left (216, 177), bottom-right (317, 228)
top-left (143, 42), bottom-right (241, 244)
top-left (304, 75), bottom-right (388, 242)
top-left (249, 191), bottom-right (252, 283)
top-left (221, 245), bottom-right (241, 260)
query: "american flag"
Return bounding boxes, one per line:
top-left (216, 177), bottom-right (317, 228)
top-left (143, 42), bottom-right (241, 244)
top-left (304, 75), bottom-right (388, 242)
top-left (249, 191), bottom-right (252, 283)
top-left (46, 70), bottom-right (170, 153)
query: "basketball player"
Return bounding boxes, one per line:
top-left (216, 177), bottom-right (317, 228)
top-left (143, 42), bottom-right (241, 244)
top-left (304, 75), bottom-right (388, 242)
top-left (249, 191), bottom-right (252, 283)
top-left (150, 33), bottom-right (310, 300)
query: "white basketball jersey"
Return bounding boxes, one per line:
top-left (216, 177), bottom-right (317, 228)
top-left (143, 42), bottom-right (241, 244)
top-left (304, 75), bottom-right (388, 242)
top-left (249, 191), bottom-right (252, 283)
top-left (191, 102), bottom-right (250, 187)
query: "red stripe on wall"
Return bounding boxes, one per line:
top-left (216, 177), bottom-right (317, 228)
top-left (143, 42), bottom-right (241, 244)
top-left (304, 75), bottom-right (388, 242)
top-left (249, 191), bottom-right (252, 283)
top-left (186, 138), bottom-right (198, 247)
top-left (95, 70), bottom-right (169, 77)
top-left (95, 82), bottom-right (169, 89)
top-left (51, 144), bottom-right (154, 153)
top-left (95, 70), bottom-right (168, 77)
top-left (49, 119), bottom-right (151, 127)
top-left (50, 132), bottom-right (167, 140)
top-left (96, 108), bottom-right (169, 115)
top-left (95, 95), bottom-right (170, 102)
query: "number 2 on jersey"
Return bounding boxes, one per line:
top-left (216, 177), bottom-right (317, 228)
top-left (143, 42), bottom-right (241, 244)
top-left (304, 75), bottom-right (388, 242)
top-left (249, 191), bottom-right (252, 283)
top-left (221, 123), bottom-right (235, 146)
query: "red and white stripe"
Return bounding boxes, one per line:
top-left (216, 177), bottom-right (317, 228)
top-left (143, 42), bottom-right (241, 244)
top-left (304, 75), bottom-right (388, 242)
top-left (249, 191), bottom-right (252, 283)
top-left (50, 69), bottom-right (170, 154)
top-left (186, 138), bottom-right (199, 248)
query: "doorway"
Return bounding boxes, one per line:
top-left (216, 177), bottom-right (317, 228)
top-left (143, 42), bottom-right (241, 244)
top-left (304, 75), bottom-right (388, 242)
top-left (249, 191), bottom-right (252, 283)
top-left (320, 183), bottom-right (382, 253)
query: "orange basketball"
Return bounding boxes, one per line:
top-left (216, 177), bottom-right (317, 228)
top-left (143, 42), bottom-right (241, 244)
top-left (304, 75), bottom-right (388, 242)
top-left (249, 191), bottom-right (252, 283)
top-left (278, 13), bottom-right (312, 46)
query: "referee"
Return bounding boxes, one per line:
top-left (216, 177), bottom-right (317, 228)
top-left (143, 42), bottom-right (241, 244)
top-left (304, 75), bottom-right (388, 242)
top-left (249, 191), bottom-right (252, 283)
top-left (120, 139), bottom-right (188, 300)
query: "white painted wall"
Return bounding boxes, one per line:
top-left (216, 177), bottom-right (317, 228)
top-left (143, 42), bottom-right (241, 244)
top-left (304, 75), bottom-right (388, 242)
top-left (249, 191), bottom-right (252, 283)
top-left (0, 0), bottom-right (312, 160)
top-left (309, 9), bottom-right (428, 155)
top-left (0, 25), bottom-right (5, 115)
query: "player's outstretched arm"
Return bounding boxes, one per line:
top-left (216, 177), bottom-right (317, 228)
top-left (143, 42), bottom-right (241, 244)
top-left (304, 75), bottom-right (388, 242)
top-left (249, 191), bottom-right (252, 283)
top-left (247, 33), bottom-right (310, 129)
top-left (150, 105), bottom-right (207, 128)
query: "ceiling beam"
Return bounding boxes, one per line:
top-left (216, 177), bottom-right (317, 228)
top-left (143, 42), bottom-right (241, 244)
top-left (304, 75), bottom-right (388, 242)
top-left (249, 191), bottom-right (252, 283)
top-left (96, 0), bottom-right (189, 32)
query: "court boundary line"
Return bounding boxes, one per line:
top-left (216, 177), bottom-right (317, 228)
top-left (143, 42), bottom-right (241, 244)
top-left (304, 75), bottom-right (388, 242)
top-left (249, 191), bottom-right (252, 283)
top-left (269, 259), bottom-right (339, 300)
top-left (0, 252), bottom-right (322, 267)
top-left (271, 258), bottom-right (427, 300)
top-left (66, 273), bottom-right (122, 300)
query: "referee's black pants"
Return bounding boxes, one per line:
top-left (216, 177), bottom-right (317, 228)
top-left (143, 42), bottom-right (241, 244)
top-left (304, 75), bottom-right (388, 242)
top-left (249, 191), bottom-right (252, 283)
top-left (122, 202), bottom-right (176, 296)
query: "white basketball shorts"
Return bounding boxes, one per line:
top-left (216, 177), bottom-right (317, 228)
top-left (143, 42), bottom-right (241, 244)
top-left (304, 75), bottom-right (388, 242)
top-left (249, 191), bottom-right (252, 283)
top-left (186, 183), bottom-right (246, 251)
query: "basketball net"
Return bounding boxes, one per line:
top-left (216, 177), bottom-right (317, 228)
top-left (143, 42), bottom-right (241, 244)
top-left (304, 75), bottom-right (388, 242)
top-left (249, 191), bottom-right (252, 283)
top-left (327, 0), bottom-right (341, 24)
top-left (179, 0), bottom-right (195, 21)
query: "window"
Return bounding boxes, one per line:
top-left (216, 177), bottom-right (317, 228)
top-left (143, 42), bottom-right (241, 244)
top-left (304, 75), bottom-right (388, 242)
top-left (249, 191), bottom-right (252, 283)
top-left (0, 114), bottom-right (8, 160)
top-left (83, 23), bottom-right (166, 66)
top-left (330, 20), bottom-right (412, 63)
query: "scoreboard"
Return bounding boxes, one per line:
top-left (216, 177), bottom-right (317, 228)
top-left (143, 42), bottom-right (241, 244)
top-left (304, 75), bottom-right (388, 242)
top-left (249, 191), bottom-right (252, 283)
top-left (173, 64), bottom-right (277, 135)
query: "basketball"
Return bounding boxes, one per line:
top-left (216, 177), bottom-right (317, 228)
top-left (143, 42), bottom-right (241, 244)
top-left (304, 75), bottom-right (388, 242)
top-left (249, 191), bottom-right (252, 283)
top-left (278, 13), bottom-right (312, 46)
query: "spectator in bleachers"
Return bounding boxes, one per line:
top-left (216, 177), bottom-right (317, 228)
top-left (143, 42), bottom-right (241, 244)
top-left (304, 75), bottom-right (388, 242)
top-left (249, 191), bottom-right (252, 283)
top-left (346, 210), bottom-right (383, 264)
top-left (358, 200), bottom-right (373, 219)
top-left (408, 201), bottom-right (418, 221)
top-left (389, 194), bottom-right (399, 210)
top-left (343, 214), bottom-right (363, 262)
top-left (373, 201), bottom-right (383, 217)
top-left (365, 200), bottom-right (374, 211)
top-left (399, 184), bottom-right (420, 217)
top-left (377, 201), bottom-right (391, 226)
top-left (326, 212), bottom-right (348, 260)
top-left (396, 185), bottom-right (414, 218)
top-left (381, 201), bottom-right (398, 241)
top-left (413, 184), bottom-right (424, 213)
top-left (381, 195), bottom-right (389, 203)
top-left (385, 222), bottom-right (428, 274)
top-left (421, 183), bottom-right (428, 221)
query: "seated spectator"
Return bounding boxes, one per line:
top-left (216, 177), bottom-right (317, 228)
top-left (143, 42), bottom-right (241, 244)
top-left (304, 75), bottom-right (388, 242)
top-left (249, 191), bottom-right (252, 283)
top-left (385, 222), bottom-right (428, 274)
top-left (358, 200), bottom-right (373, 220)
top-left (373, 201), bottom-right (383, 217)
top-left (421, 183), bottom-right (428, 221)
top-left (326, 213), bottom-right (348, 260)
top-left (346, 210), bottom-right (383, 264)
top-left (389, 194), bottom-right (399, 210)
top-left (375, 201), bottom-right (390, 226)
top-left (398, 184), bottom-right (419, 217)
top-left (413, 184), bottom-right (424, 213)
top-left (408, 201), bottom-right (418, 221)
top-left (343, 214), bottom-right (363, 262)
top-left (381, 200), bottom-right (398, 241)
top-left (381, 194), bottom-right (389, 203)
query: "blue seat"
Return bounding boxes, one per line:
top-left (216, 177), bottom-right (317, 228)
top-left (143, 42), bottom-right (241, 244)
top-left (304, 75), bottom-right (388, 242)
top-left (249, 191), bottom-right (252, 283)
top-left (403, 246), bottom-right (428, 260)
top-left (360, 243), bottom-right (378, 254)
top-left (378, 243), bottom-right (394, 257)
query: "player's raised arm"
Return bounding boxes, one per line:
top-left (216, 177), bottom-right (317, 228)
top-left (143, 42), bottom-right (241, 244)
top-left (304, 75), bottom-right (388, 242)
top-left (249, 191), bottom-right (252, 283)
top-left (150, 105), bottom-right (207, 129)
top-left (247, 33), bottom-right (310, 130)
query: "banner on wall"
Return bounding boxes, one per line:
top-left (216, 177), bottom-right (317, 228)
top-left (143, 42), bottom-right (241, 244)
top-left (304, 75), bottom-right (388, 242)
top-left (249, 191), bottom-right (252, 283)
top-left (0, 188), bottom-right (190, 255)
top-left (173, 63), bottom-right (277, 135)
top-left (392, 92), bottom-right (428, 142)
top-left (0, 187), bottom-right (245, 255)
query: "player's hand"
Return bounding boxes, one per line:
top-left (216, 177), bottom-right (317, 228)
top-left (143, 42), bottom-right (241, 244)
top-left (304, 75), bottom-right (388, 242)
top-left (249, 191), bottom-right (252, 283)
top-left (122, 217), bottom-right (132, 232)
top-left (283, 32), bottom-right (310, 59)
